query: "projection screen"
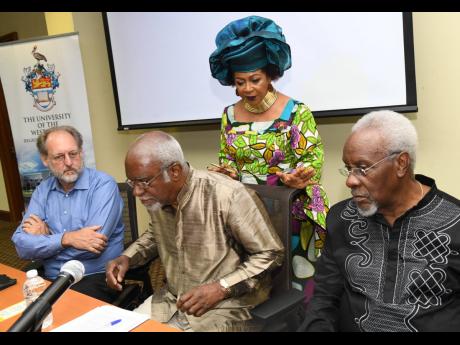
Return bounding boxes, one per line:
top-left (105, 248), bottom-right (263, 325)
top-left (103, 12), bottom-right (417, 129)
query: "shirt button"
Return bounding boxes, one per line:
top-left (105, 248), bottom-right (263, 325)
top-left (63, 229), bottom-right (67, 231)
top-left (65, 194), bottom-right (69, 198)
top-left (64, 211), bottom-right (67, 214)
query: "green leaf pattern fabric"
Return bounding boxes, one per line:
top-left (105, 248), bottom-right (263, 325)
top-left (218, 100), bottom-right (330, 289)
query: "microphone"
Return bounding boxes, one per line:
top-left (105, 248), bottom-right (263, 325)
top-left (8, 260), bottom-right (85, 332)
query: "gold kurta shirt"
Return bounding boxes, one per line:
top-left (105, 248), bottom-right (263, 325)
top-left (123, 167), bottom-right (284, 331)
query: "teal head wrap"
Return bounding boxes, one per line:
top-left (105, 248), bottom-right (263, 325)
top-left (209, 16), bottom-right (292, 86)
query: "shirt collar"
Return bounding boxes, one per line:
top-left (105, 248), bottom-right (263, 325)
top-left (176, 163), bottom-right (194, 206)
top-left (414, 174), bottom-right (437, 208)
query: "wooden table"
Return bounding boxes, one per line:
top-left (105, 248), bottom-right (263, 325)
top-left (0, 263), bottom-right (178, 332)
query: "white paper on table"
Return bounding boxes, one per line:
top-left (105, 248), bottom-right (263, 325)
top-left (51, 305), bottom-right (150, 332)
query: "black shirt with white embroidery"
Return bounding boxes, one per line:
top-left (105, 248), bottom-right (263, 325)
top-left (302, 175), bottom-right (460, 332)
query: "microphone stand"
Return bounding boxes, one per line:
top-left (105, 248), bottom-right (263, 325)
top-left (8, 260), bottom-right (84, 332)
top-left (8, 296), bottom-right (53, 332)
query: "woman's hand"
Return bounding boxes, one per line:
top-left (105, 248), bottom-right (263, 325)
top-left (207, 163), bottom-right (239, 180)
top-left (276, 166), bottom-right (316, 189)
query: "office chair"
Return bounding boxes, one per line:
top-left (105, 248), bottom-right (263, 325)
top-left (244, 184), bottom-right (306, 332)
top-left (118, 182), bottom-right (139, 248)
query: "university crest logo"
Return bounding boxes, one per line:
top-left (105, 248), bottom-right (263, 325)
top-left (21, 45), bottom-right (61, 112)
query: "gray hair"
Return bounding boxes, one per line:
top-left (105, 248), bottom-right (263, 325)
top-left (36, 125), bottom-right (83, 156)
top-left (130, 131), bottom-right (187, 170)
top-left (351, 110), bottom-right (418, 170)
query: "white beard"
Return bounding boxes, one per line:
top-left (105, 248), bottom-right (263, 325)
top-left (146, 202), bottom-right (162, 213)
top-left (59, 171), bottom-right (80, 184)
top-left (356, 202), bottom-right (378, 217)
top-left (50, 162), bottom-right (84, 185)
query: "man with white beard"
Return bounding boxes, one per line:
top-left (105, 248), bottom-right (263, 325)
top-left (12, 126), bottom-right (124, 303)
top-left (299, 110), bottom-right (460, 332)
top-left (106, 131), bottom-right (284, 331)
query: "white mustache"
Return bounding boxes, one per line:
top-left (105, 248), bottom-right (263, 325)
top-left (140, 198), bottom-right (157, 203)
top-left (351, 190), bottom-right (370, 198)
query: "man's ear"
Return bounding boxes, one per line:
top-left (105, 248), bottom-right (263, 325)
top-left (169, 163), bottom-right (182, 181)
top-left (395, 152), bottom-right (410, 177)
top-left (40, 154), bottom-right (49, 168)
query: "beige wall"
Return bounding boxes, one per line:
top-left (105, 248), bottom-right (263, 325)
top-left (44, 12), bottom-right (73, 35)
top-left (0, 160), bottom-right (8, 211)
top-left (411, 12), bottom-right (460, 196)
top-left (0, 12), bottom-right (47, 39)
top-left (1, 12), bottom-right (459, 226)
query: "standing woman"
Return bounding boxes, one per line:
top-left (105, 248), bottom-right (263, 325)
top-left (208, 16), bottom-right (329, 301)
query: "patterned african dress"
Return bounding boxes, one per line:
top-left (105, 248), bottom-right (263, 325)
top-left (218, 99), bottom-right (330, 299)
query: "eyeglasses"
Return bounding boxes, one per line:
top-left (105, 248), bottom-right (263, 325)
top-left (125, 163), bottom-right (176, 190)
top-left (126, 168), bottom-right (165, 190)
top-left (50, 150), bottom-right (81, 163)
top-left (339, 152), bottom-right (401, 177)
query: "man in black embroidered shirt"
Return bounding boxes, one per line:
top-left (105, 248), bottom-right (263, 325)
top-left (300, 110), bottom-right (460, 332)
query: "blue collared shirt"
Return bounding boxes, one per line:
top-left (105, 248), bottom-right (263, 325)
top-left (12, 168), bottom-right (124, 279)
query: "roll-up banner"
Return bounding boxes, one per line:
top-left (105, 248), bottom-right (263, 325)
top-left (0, 33), bottom-right (95, 205)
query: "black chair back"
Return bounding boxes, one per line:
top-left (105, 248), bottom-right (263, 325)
top-left (244, 184), bottom-right (302, 293)
top-left (244, 183), bottom-right (305, 331)
top-left (117, 183), bottom-right (139, 247)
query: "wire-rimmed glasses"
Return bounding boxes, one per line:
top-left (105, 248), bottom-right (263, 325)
top-left (50, 150), bottom-right (81, 163)
top-left (125, 168), bottom-right (165, 190)
top-left (125, 163), bottom-right (177, 190)
top-left (338, 152), bottom-right (401, 177)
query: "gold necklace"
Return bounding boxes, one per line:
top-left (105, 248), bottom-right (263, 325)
top-left (243, 89), bottom-right (278, 114)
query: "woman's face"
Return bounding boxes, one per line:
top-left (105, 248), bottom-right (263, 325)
top-left (234, 69), bottom-right (271, 106)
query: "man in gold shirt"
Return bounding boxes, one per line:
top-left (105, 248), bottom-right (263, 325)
top-left (106, 131), bottom-right (284, 331)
